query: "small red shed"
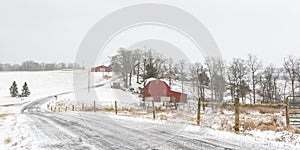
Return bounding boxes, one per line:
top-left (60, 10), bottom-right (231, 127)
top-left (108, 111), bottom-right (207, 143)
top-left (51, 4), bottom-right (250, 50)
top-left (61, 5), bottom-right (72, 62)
top-left (91, 65), bottom-right (111, 72)
top-left (141, 79), bottom-right (187, 103)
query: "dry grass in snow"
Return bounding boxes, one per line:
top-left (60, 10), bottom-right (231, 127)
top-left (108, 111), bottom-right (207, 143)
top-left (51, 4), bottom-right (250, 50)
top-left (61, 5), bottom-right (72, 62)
top-left (0, 113), bottom-right (9, 118)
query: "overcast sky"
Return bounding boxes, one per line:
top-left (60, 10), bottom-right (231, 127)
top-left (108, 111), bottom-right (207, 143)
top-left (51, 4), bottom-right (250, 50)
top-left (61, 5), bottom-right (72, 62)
top-left (1, 0), bottom-right (300, 67)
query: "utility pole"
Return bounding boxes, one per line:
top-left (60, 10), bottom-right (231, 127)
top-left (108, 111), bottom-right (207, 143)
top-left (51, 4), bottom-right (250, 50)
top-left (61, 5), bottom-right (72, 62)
top-left (152, 99), bottom-right (155, 120)
top-left (197, 97), bottom-right (201, 125)
top-left (234, 98), bottom-right (240, 133)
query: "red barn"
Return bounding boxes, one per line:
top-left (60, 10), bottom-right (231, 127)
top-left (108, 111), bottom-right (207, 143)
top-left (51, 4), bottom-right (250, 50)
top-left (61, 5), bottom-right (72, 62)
top-left (91, 65), bottom-right (111, 72)
top-left (141, 79), bottom-right (187, 103)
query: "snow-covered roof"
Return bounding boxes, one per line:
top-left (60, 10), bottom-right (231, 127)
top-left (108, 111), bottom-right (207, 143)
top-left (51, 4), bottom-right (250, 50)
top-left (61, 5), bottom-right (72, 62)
top-left (143, 78), bottom-right (158, 86)
top-left (140, 78), bottom-right (185, 94)
top-left (170, 86), bottom-right (183, 93)
top-left (140, 78), bottom-right (170, 88)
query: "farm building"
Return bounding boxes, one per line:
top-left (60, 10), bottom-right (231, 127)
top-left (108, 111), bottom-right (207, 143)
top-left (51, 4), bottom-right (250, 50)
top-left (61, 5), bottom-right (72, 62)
top-left (91, 65), bottom-right (111, 72)
top-left (141, 79), bottom-right (187, 103)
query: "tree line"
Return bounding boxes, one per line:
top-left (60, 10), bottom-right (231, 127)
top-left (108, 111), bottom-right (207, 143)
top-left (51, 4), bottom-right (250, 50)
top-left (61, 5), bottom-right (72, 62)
top-left (111, 48), bottom-right (300, 104)
top-left (0, 60), bottom-right (84, 71)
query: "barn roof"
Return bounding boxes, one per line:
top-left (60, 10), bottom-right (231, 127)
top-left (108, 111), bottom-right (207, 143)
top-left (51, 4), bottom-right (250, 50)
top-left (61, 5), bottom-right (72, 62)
top-left (140, 78), bottom-right (186, 94)
top-left (94, 65), bottom-right (108, 68)
top-left (140, 78), bottom-right (169, 88)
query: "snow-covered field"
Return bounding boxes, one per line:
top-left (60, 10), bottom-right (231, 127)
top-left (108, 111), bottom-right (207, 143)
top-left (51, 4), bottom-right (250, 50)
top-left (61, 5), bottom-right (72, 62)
top-left (1, 71), bottom-right (300, 149)
top-left (0, 71), bottom-right (72, 105)
top-left (0, 70), bottom-right (112, 106)
top-left (0, 71), bottom-right (112, 149)
top-left (0, 71), bottom-right (71, 149)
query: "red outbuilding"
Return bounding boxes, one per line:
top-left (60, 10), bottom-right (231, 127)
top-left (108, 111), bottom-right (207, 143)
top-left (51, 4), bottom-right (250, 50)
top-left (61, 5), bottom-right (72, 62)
top-left (91, 65), bottom-right (111, 72)
top-left (141, 79), bottom-right (187, 103)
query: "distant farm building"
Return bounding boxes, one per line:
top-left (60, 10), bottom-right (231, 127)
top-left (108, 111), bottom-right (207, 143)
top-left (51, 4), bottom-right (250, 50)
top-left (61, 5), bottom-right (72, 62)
top-left (141, 79), bottom-right (187, 103)
top-left (91, 65), bottom-right (111, 72)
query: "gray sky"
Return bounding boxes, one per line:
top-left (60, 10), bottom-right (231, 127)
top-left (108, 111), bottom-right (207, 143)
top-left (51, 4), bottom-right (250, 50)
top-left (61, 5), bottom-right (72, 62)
top-left (0, 0), bottom-right (300, 67)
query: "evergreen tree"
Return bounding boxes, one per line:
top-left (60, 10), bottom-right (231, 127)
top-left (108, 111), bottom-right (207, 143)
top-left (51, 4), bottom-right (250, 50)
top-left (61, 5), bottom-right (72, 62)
top-left (21, 82), bottom-right (30, 97)
top-left (144, 62), bottom-right (158, 79)
top-left (9, 81), bottom-right (19, 97)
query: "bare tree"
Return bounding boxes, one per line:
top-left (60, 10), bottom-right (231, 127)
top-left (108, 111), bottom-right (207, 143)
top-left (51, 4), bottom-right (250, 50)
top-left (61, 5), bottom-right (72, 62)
top-left (133, 49), bottom-right (143, 83)
top-left (215, 58), bottom-right (226, 102)
top-left (111, 48), bottom-right (137, 88)
top-left (190, 64), bottom-right (197, 93)
top-left (205, 57), bottom-right (226, 102)
top-left (280, 67), bottom-right (289, 100)
top-left (176, 60), bottom-right (186, 94)
top-left (258, 64), bottom-right (281, 103)
top-left (263, 64), bottom-right (277, 103)
top-left (273, 68), bottom-right (280, 102)
top-left (205, 57), bottom-right (217, 102)
top-left (239, 79), bottom-right (251, 101)
top-left (247, 54), bottom-right (262, 104)
top-left (295, 57), bottom-right (300, 95)
top-left (258, 75), bottom-right (267, 103)
top-left (167, 58), bottom-right (174, 87)
top-left (129, 51), bottom-right (140, 86)
top-left (283, 56), bottom-right (297, 101)
top-left (228, 58), bottom-right (248, 103)
top-left (192, 62), bottom-right (209, 110)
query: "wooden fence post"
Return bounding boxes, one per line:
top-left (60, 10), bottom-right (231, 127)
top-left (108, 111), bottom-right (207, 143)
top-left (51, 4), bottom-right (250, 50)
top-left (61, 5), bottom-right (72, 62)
top-left (234, 98), bottom-right (240, 133)
top-left (197, 97), bottom-right (201, 125)
top-left (82, 103), bottom-right (84, 111)
top-left (65, 106), bottom-right (67, 111)
top-left (152, 99), bottom-right (156, 120)
top-left (93, 100), bottom-right (96, 112)
top-left (202, 98), bottom-right (205, 112)
top-left (115, 101), bottom-right (118, 115)
top-left (72, 105), bottom-right (75, 111)
top-left (285, 98), bottom-right (290, 127)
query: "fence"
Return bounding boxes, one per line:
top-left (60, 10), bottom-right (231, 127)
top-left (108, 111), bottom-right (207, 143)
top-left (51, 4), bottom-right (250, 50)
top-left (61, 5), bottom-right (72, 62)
top-left (287, 96), bottom-right (300, 128)
top-left (197, 97), bottom-right (300, 133)
top-left (48, 97), bottom-right (299, 132)
top-left (48, 100), bottom-right (116, 113)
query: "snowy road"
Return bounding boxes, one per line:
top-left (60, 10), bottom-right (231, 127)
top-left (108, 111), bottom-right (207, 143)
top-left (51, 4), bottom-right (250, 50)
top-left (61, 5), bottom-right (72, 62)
top-left (18, 95), bottom-right (299, 150)
top-left (20, 97), bottom-right (235, 150)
